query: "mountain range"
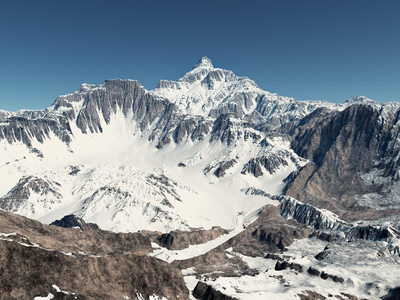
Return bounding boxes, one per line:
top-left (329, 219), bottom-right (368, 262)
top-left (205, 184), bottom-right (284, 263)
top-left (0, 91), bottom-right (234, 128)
top-left (0, 57), bottom-right (399, 300)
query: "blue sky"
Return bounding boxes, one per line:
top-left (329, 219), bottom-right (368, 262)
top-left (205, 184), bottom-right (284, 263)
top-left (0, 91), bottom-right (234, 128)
top-left (0, 0), bottom-right (399, 111)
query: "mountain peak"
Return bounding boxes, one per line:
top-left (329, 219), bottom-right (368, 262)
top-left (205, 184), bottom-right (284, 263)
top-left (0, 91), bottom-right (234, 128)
top-left (345, 96), bottom-right (376, 104)
top-left (192, 56), bottom-right (213, 69)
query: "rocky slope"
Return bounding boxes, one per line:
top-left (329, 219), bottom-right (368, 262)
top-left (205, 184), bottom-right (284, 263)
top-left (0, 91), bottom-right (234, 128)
top-left (0, 239), bottom-right (188, 300)
top-left (0, 209), bottom-right (151, 256)
top-left (0, 209), bottom-right (189, 300)
top-left (285, 100), bottom-right (400, 221)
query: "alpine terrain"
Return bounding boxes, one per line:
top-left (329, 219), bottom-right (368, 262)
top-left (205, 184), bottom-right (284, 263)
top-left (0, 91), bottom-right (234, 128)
top-left (1, 57), bottom-right (400, 300)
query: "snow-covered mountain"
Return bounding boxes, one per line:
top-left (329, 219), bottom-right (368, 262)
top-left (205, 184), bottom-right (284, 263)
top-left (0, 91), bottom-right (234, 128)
top-left (1, 57), bottom-right (400, 299)
top-left (0, 58), bottom-right (314, 232)
top-left (1, 57), bottom-right (400, 234)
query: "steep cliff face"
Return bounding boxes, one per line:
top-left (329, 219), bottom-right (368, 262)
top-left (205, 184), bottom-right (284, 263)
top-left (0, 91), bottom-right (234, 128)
top-left (275, 195), bottom-right (348, 231)
top-left (0, 114), bottom-right (73, 147)
top-left (0, 79), bottom-right (209, 152)
top-left (285, 102), bottom-right (400, 221)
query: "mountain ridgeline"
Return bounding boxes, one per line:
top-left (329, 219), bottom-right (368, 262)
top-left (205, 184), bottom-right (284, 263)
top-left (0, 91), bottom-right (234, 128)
top-left (1, 57), bottom-right (400, 299)
top-left (1, 57), bottom-right (399, 226)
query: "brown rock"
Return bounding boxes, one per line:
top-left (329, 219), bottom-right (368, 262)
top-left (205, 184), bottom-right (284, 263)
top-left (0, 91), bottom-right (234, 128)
top-left (0, 209), bottom-right (151, 256)
top-left (192, 281), bottom-right (237, 300)
top-left (0, 239), bottom-right (189, 300)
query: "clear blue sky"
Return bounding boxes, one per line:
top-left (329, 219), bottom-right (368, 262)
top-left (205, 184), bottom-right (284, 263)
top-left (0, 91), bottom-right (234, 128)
top-left (1, 0), bottom-right (399, 111)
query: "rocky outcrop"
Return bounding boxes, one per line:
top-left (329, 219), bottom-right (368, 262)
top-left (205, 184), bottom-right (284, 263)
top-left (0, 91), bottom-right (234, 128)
top-left (306, 266), bottom-right (344, 283)
top-left (220, 205), bottom-right (313, 256)
top-left (155, 227), bottom-right (231, 250)
top-left (382, 286), bottom-right (400, 300)
top-left (315, 246), bottom-right (331, 261)
top-left (345, 225), bottom-right (398, 241)
top-left (274, 195), bottom-right (348, 231)
top-left (209, 114), bottom-right (261, 146)
top-left (345, 225), bottom-right (400, 256)
top-left (173, 249), bottom-right (251, 278)
top-left (204, 159), bottom-right (237, 178)
top-left (170, 205), bottom-right (311, 277)
top-left (240, 136), bottom-right (308, 178)
top-left (192, 281), bottom-right (237, 300)
top-left (274, 260), bottom-right (303, 272)
top-left (50, 214), bottom-right (100, 231)
top-left (297, 290), bottom-right (327, 300)
top-left (0, 209), bottom-right (151, 256)
top-left (241, 154), bottom-right (288, 177)
top-left (241, 187), bottom-right (271, 197)
top-left (0, 114), bottom-right (73, 147)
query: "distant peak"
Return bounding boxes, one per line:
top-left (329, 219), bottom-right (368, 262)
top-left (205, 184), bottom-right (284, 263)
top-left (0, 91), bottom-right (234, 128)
top-left (345, 96), bottom-right (375, 104)
top-left (192, 56), bottom-right (213, 69)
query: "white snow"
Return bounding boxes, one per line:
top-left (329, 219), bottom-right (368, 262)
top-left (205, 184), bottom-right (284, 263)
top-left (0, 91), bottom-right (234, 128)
top-left (149, 228), bottom-right (243, 263)
top-left (34, 294), bottom-right (54, 300)
top-left (182, 238), bottom-right (400, 299)
top-left (0, 105), bottom-right (291, 232)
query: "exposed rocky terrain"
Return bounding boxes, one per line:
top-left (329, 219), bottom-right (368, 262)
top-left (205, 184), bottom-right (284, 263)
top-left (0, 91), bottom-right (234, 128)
top-left (0, 210), bottom-right (189, 300)
top-left (192, 281), bottom-right (237, 300)
top-left (0, 57), bottom-right (399, 299)
top-left (285, 101), bottom-right (400, 221)
top-left (0, 209), bottom-right (152, 257)
top-left (148, 227), bottom-right (231, 250)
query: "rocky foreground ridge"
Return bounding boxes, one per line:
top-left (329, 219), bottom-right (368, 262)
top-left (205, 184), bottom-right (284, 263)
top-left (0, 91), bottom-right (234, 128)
top-left (0, 209), bottom-right (189, 300)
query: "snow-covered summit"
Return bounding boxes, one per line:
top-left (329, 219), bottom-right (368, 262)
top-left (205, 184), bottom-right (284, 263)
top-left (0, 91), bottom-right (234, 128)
top-left (152, 57), bottom-right (340, 126)
top-left (192, 56), bottom-right (214, 69)
top-left (153, 57), bottom-right (265, 116)
top-left (344, 95), bottom-right (376, 105)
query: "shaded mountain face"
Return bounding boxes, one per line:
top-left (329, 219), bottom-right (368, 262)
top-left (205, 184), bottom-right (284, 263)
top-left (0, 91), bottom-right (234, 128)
top-left (285, 103), bottom-right (400, 221)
